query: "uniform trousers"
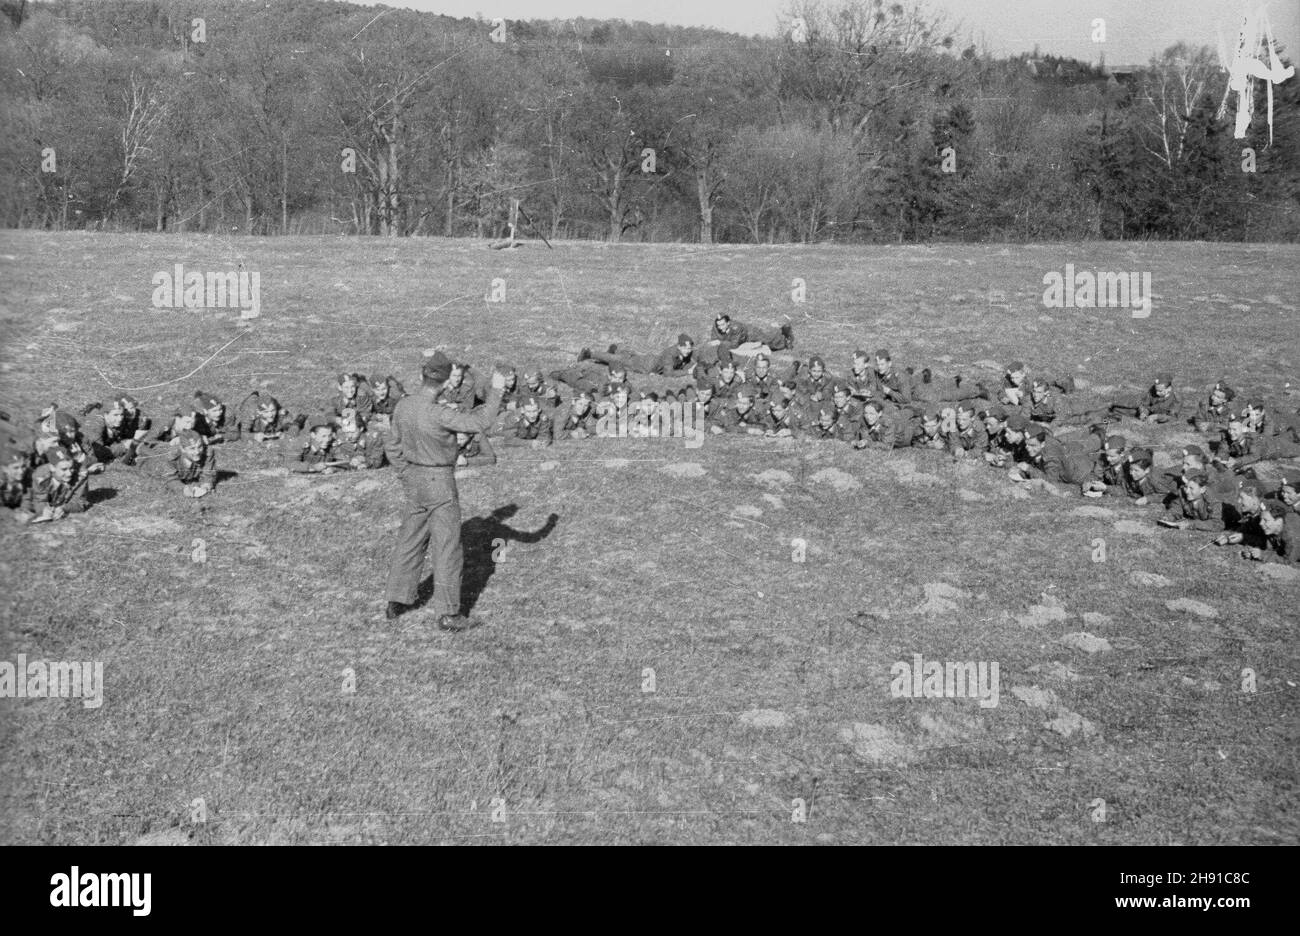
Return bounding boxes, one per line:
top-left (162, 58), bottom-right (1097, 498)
top-left (385, 465), bottom-right (463, 617)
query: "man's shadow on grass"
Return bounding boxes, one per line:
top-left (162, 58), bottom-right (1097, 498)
top-left (414, 504), bottom-right (559, 614)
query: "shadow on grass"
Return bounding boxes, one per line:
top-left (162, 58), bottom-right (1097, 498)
top-left (412, 503), bottom-right (559, 615)
top-left (87, 487), bottom-right (118, 504)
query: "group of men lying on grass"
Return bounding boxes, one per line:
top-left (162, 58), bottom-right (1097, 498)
top-left (3, 312), bottom-right (1297, 564)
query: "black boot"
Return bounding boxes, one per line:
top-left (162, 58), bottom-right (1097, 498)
top-left (607, 344), bottom-right (618, 354)
top-left (385, 601), bottom-right (408, 621)
top-left (578, 347), bottom-right (591, 361)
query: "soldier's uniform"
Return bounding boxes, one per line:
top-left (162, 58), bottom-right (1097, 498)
top-left (114, 394), bottom-right (152, 439)
top-left (370, 376), bottom-right (407, 418)
top-left (284, 415), bottom-right (342, 473)
top-left (718, 394), bottom-right (767, 434)
top-left (324, 373), bottom-right (375, 421)
top-left (807, 407), bottom-right (853, 442)
top-left (1109, 372), bottom-right (1182, 422)
top-left (81, 404), bottom-right (138, 466)
top-left (243, 396), bottom-right (301, 442)
top-left (1160, 473), bottom-right (1228, 531)
top-left (554, 395), bottom-right (602, 440)
top-left (384, 351), bottom-right (505, 621)
top-left (1192, 381), bottom-right (1236, 433)
top-left (1213, 416), bottom-right (1300, 468)
top-left (764, 399), bottom-right (804, 438)
top-left (335, 412), bottom-right (385, 469)
top-left (1021, 428), bottom-right (1100, 486)
top-left (1122, 449), bottom-right (1175, 503)
top-left (436, 364), bottom-right (484, 411)
top-left (192, 392), bottom-right (240, 444)
top-left (947, 405), bottom-right (989, 458)
top-left (519, 369), bottom-right (562, 412)
top-left (2, 440), bottom-right (31, 509)
top-left (797, 357), bottom-right (837, 409)
top-left (23, 445), bottom-right (89, 519)
top-left (869, 350), bottom-right (912, 407)
top-left (910, 411), bottom-right (949, 450)
top-left (589, 334), bottom-right (699, 379)
top-left (456, 432), bottom-right (497, 467)
top-left (1246, 507), bottom-right (1300, 563)
top-left (503, 398), bottom-right (555, 446)
top-left (845, 352), bottom-right (876, 403)
top-left (159, 430), bottom-right (218, 493)
top-left (854, 401), bottom-right (911, 450)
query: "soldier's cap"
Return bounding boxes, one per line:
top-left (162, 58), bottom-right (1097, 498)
top-left (715, 312), bottom-right (730, 322)
top-left (307, 414), bottom-right (336, 431)
top-left (807, 355), bottom-right (824, 368)
top-left (1238, 479), bottom-right (1266, 497)
top-left (176, 429), bottom-right (206, 448)
top-left (1181, 444), bottom-right (1205, 459)
top-left (1028, 426), bottom-right (1052, 443)
top-left (978, 404), bottom-right (1007, 420)
top-left (677, 333), bottom-right (693, 345)
top-left (1004, 413), bottom-right (1031, 431)
top-left (1105, 435), bottom-right (1127, 451)
top-left (1213, 381), bottom-right (1236, 400)
top-left (922, 409), bottom-right (941, 422)
top-left (780, 379), bottom-right (799, 391)
top-left (1031, 376), bottom-right (1049, 387)
top-left (864, 398), bottom-right (885, 412)
top-left (574, 389), bottom-right (593, 401)
top-left (1246, 397), bottom-right (1265, 410)
top-left (769, 396), bottom-right (787, 409)
top-left (695, 383), bottom-right (713, 396)
top-left (523, 366), bottom-right (542, 380)
top-left (115, 394), bottom-right (138, 408)
top-left (1182, 471), bottom-right (1209, 487)
top-left (718, 349), bottom-right (735, 366)
top-left (735, 389), bottom-right (753, 401)
top-left (817, 408), bottom-right (833, 420)
top-left (1129, 448), bottom-right (1154, 467)
top-left (645, 392), bottom-right (660, 403)
top-left (193, 391), bottom-right (223, 410)
top-left (955, 400), bottom-right (976, 413)
top-left (831, 383), bottom-right (849, 396)
top-left (44, 445), bottom-right (74, 466)
top-left (521, 395), bottom-right (541, 408)
top-left (1279, 469), bottom-right (1300, 489)
top-left (1155, 371), bottom-right (1174, 385)
top-left (875, 348), bottom-right (891, 360)
top-left (1007, 360), bottom-right (1025, 373)
top-left (421, 350), bottom-right (454, 384)
top-left (754, 354), bottom-right (770, 364)
top-left (1227, 411), bottom-right (1248, 424)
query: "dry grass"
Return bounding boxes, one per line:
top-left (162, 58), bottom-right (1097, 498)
top-left (0, 232), bottom-right (1296, 845)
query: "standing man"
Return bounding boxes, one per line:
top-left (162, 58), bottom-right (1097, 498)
top-left (385, 350), bottom-right (506, 631)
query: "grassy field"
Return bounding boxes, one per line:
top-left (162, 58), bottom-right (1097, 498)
top-left (0, 230), bottom-right (1297, 845)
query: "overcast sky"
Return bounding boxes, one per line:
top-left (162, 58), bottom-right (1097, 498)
top-left (353, 0), bottom-right (1300, 67)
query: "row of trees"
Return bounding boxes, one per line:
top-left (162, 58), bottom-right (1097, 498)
top-left (0, 0), bottom-right (1296, 241)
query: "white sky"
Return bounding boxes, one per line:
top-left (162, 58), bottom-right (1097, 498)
top-left (352, 0), bottom-right (1300, 67)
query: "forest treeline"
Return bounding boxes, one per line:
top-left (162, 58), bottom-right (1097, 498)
top-left (1, 0), bottom-right (1296, 241)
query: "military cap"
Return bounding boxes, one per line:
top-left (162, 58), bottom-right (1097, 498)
top-left (44, 444), bottom-right (74, 465)
top-left (1007, 360), bottom-right (1026, 373)
top-left (1155, 371), bottom-right (1174, 386)
top-left (1181, 444), bottom-right (1205, 459)
top-left (1104, 435), bottom-right (1128, 451)
top-left (676, 333), bottom-right (693, 345)
top-left (1005, 413), bottom-right (1031, 431)
top-left (421, 351), bottom-right (454, 384)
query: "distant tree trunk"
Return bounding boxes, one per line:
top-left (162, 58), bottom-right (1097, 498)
top-left (695, 166), bottom-right (713, 244)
